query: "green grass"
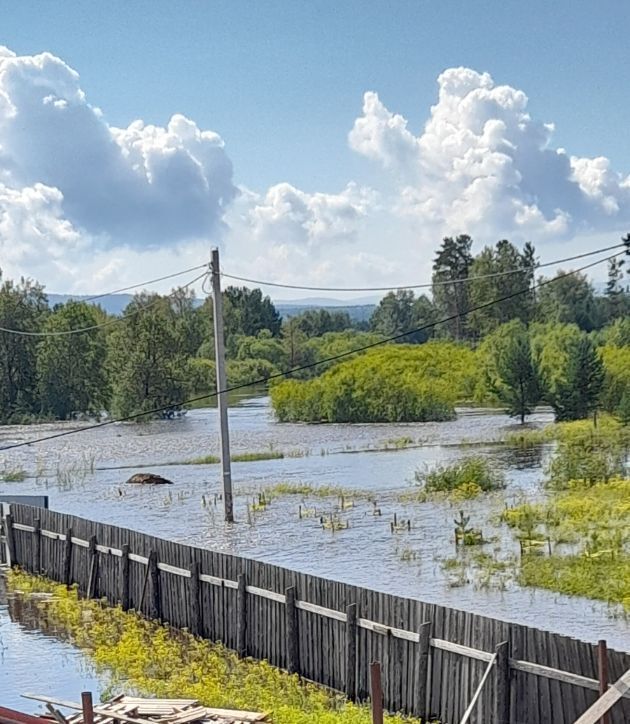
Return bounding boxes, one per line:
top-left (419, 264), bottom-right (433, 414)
top-left (413, 456), bottom-right (505, 499)
top-left (185, 450), bottom-right (285, 465)
top-left (258, 481), bottom-right (363, 499)
top-left (1, 464), bottom-right (27, 482)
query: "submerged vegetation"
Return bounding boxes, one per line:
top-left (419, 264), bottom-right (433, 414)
top-left (7, 571), bottom-right (420, 724)
top-left (414, 456), bottom-right (505, 499)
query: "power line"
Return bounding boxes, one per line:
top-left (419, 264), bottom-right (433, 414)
top-left (0, 249), bottom-right (621, 453)
top-left (80, 262), bottom-right (210, 303)
top-left (0, 271), bottom-right (208, 337)
top-left (220, 243), bottom-right (627, 293)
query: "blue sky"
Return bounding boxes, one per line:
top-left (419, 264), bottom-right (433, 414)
top-left (1, 1), bottom-right (629, 295)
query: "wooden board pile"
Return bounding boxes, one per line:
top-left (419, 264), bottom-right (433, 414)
top-left (27, 695), bottom-right (269, 724)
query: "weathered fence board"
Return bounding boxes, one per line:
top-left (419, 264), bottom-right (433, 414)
top-left (5, 503), bottom-right (630, 724)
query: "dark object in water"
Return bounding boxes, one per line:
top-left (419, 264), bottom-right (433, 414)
top-left (125, 473), bottom-right (173, 485)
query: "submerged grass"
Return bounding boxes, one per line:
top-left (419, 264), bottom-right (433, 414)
top-left (7, 570), bottom-right (423, 723)
top-left (412, 456), bottom-right (505, 500)
top-left (500, 477), bottom-right (630, 609)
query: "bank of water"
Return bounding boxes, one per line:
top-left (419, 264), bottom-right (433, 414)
top-left (1, 397), bottom-right (629, 651)
top-left (0, 575), bottom-right (105, 711)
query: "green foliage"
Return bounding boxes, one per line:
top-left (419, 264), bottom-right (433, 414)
top-left (550, 335), bottom-right (604, 421)
top-left (0, 272), bottom-right (48, 422)
top-left (107, 294), bottom-right (194, 418)
top-left (289, 309), bottom-right (353, 337)
top-left (432, 235), bottom-right (473, 340)
top-left (271, 342), bottom-right (474, 423)
top-left (600, 344), bottom-right (630, 413)
top-left (415, 456), bottom-right (505, 496)
top-left (37, 301), bottom-right (109, 419)
top-left (468, 240), bottom-right (536, 337)
top-left (501, 478), bottom-right (630, 609)
top-left (478, 320), bottom-right (540, 423)
top-left (223, 286), bottom-right (281, 340)
top-left (536, 270), bottom-right (601, 331)
top-left (369, 290), bottom-right (436, 343)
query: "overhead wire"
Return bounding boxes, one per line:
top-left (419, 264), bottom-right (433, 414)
top-left (0, 270), bottom-right (209, 337)
top-left (219, 242), bottom-right (627, 293)
top-left (79, 262), bottom-right (210, 303)
top-left (0, 248), bottom-right (622, 452)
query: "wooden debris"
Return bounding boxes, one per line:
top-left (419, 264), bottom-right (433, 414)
top-left (22, 695), bottom-right (269, 724)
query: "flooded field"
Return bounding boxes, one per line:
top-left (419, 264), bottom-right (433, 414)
top-left (1, 396), bottom-right (629, 659)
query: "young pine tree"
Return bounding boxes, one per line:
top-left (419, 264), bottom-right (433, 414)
top-left (551, 336), bottom-right (605, 421)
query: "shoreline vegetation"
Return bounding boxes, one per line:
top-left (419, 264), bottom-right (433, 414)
top-left (6, 570), bottom-right (423, 724)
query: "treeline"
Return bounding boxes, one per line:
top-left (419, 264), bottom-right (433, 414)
top-left (271, 320), bottom-right (630, 423)
top-left (0, 273), bottom-right (376, 423)
top-left (0, 234), bottom-right (628, 424)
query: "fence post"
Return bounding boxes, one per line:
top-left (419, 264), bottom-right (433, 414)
top-left (417, 621), bottom-right (431, 716)
top-left (345, 602), bottom-right (358, 700)
top-left (285, 585), bottom-right (299, 674)
top-left (32, 517), bottom-right (41, 574)
top-left (189, 560), bottom-right (202, 636)
top-left (148, 550), bottom-right (161, 621)
top-left (370, 661), bottom-right (384, 724)
top-left (598, 639), bottom-right (609, 724)
top-left (4, 513), bottom-right (16, 567)
top-left (86, 535), bottom-right (98, 599)
top-left (120, 543), bottom-right (130, 611)
top-left (63, 527), bottom-right (73, 587)
top-left (236, 573), bottom-right (248, 657)
top-left (81, 691), bottom-right (94, 724)
top-left (494, 640), bottom-right (511, 724)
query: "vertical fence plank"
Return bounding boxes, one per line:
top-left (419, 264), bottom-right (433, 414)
top-left (86, 535), bottom-right (98, 599)
top-left (371, 661), bottom-right (384, 724)
top-left (63, 527), bottom-right (73, 587)
top-left (148, 550), bottom-right (161, 621)
top-left (417, 621), bottom-right (431, 717)
top-left (494, 640), bottom-right (510, 724)
top-left (5, 513), bottom-right (17, 567)
top-left (285, 585), bottom-right (299, 674)
top-left (598, 639), bottom-right (610, 724)
top-left (120, 543), bottom-right (130, 611)
top-left (346, 602), bottom-right (358, 700)
top-left (237, 573), bottom-right (248, 657)
top-left (189, 560), bottom-right (202, 636)
top-left (32, 517), bottom-right (41, 574)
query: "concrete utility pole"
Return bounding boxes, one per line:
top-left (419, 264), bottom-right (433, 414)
top-left (210, 248), bottom-right (234, 523)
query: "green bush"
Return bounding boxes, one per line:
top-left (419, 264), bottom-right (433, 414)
top-left (415, 456), bottom-right (505, 495)
top-left (271, 342), bottom-right (475, 423)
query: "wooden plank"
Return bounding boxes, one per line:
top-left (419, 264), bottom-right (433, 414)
top-left (247, 585), bottom-right (286, 604)
top-left (432, 637), bottom-right (494, 663)
top-left (574, 668), bottom-right (630, 724)
top-left (295, 599), bottom-right (346, 622)
top-left (120, 544), bottom-right (130, 611)
top-left (20, 696), bottom-right (162, 724)
top-left (148, 550), bottom-right (161, 620)
top-left (5, 513), bottom-right (17, 566)
top-left (129, 552), bottom-right (149, 565)
top-left (509, 658), bottom-right (622, 693)
top-left (285, 586), bottom-right (299, 675)
top-left (494, 640), bottom-right (510, 724)
top-left (417, 621), bottom-right (431, 718)
top-left (63, 527), bottom-right (73, 587)
top-left (237, 573), bottom-right (247, 657)
top-left (346, 602), bottom-right (357, 700)
top-left (32, 518), bottom-right (41, 574)
top-left (157, 561), bottom-right (191, 578)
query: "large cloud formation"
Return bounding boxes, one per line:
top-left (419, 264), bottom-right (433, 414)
top-left (1, 47), bottom-right (629, 293)
top-left (350, 67), bottom-right (630, 242)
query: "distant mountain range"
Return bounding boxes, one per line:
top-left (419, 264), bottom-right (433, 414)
top-left (47, 293), bottom-right (377, 322)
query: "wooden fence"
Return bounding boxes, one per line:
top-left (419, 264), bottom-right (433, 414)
top-left (3, 503), bottom-right (630, 724)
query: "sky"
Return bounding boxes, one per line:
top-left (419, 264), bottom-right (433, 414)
top-left (1, 1), bottom-right (630, 299)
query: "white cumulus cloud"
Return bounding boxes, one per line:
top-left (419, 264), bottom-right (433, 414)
top-left (349, 67), bottom-right (630, 242)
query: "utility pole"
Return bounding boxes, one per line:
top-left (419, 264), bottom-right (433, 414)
top-left (210, 248), bottom-right (234, 523)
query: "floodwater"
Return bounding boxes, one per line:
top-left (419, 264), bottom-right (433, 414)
top-left (0, 576), bottom-right (105, 711)
top-left (1, 396), bottom-right (629, 678)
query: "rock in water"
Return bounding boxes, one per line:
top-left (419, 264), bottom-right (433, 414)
top-left (125, 473), bottom-right (174, 485)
